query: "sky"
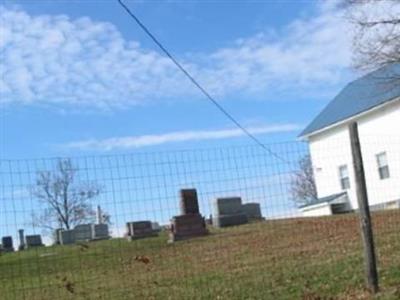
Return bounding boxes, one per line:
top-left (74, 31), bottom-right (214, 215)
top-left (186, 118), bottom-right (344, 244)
top-left (0, 0), bottom-right (365, 245)
top-left (0, 0), bottom-right (358, 159)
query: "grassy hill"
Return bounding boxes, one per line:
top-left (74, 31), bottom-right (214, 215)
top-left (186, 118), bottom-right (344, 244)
top-left (0, 210), bottom-right (399, 300)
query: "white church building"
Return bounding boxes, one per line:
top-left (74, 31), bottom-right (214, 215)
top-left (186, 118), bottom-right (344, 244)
top-left (299, 64), bottom-right (400, 217)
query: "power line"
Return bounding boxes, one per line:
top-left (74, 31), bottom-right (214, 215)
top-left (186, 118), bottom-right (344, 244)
top-left (117, 0), bottom-right (288, 163)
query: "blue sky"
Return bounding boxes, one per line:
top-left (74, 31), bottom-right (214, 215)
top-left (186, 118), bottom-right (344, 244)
top-left (0, 0), bottom-right (363, 244)
top-left (1, 0), bottom-right (357, 159)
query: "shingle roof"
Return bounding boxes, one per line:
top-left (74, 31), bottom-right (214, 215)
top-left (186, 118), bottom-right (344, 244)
top-left (300, 63), bottom-right (400, 137)
top-left (299, 192), bottom-right (347, 209)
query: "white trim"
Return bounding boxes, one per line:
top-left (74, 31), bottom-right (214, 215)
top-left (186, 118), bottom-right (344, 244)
top-left (300, 202), bottom-right (330, 212)
top-left (300, 193), bottom-right (349, 212)
top-left (300, 96), bottom-right (400, 140)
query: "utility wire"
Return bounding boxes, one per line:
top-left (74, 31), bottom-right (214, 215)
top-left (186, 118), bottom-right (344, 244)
top-left (117, 0), bottom-right (288, 163)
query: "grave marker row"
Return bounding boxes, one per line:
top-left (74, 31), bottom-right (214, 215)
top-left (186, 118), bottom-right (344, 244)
top-left (57, 223), bottom-right (110, 245)
top-left (1, 231), bottom-right (45, 253)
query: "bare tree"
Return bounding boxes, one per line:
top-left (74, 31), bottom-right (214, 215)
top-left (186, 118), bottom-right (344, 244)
top-left (32, 158), bottom-right (100, 231)
top-left (346, 0), bottom-right (400, 74)
top-left (290, 155), bottom-right (318, 206)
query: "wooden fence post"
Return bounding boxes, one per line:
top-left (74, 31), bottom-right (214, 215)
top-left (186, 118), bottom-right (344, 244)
top-left (349, 122), bottom-right (379, 293)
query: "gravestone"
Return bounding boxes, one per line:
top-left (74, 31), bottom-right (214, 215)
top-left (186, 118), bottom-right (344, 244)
top-left (214, 197), bottom-right (243, 215)
top-left (213, 197), bottom-right (249, 228)
top-left (2, 236), bottom-right (14, 252)
top-left (169, 188), bottom-right (208, 242)
top-left (54, 229), bottom-right (62, 245)
top-left (180, 189), bottom-right (200, 215)
top-left (242, 203), bottom-right (263, 220)
top-left (18, 229), bottom-right (26, 250)
top-left (25, 235), bottom-right (44, 248)
top-left (74, 224), bottom-right (93, 241)
top-left (92, 224), bottom-right (109, 240)
top-left (213, 214), bottom-right (248, 228)
top-left (57, 223), bottom-right (109, 245)
top-left (126, 221), bottom-right (158, 240)
top-left (152, 222), bottom-right (162, 232)
top-left (60, 230), bottom-right (75, 245)
top-left (169, 214), bottom-right (208, 242)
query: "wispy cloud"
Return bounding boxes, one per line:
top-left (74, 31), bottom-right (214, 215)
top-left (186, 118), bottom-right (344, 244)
top-left (62, 124), bottom-right (301, 151)
top-left (2, 2), bottom-right (392, 109)
top-left (0, 5), bottom-right (190, 108)
top-left (0, 3), bottom-right (354, 109)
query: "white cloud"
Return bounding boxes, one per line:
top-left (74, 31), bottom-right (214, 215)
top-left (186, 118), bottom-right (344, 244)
top-left (0, 5), bottom-right (192, 108)
top-left (0, 2), bottom-right (368, 109)
top-left (62, 124), bottom-right (301, 151)
top-left (193, 5), bottom-right (353, 99)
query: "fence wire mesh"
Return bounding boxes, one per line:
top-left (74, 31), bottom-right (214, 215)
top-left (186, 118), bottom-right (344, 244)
top-left (0, 139), bottom-right (399, 299)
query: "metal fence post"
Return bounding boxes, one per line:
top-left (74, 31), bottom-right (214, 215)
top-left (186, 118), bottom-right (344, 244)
top-left (349, 122), bottom-right (379, 293)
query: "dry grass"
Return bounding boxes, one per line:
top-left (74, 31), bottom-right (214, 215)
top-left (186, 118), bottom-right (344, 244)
top-left (0, 210), bottom-right (399, 299)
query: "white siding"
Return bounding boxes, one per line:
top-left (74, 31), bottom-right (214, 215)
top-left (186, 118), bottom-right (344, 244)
top-left (308, 99), bottom-right (400, 210)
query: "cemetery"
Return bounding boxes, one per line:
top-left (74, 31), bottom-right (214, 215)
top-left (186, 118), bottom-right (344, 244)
top-left (0, 182), bottom-right (399, 299)
top-left (0, 189), bottom-right (264, 253)
top-left (1, 187), bottom-right (398, 299)
top-left (1, 0), bottom-right (399, 298)
top-left (0, 209), bottom-right (399, 299)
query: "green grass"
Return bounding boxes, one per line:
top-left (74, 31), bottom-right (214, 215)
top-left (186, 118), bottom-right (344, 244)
top-left (1, 210), bottom-right (399, 300)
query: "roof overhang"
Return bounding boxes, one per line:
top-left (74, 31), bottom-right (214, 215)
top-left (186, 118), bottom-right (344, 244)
top-left (299, 201), bottom-right (331, 212)
top-left (299, 192), bottom-right (348, 210)
top-left (299, 96), bottom-right (400, 141)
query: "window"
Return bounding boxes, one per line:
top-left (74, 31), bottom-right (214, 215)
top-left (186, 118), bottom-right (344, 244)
top-left (376, 152), bottom-right (390, 180)
top-left (339, 165), bottom-right (350, 190)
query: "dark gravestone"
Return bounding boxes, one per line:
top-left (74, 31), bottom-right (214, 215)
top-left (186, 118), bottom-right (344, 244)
top-left (180, 189), bottom-right (200, 215)
top-left (169, 214), bottom-right (208, 242)
top-left (214, 197), bottom-right (243, 215)
top-left (25, 235), bottom-right (44, 248)
top-left (126, 221), bottom-right (158, 240)
top-left (213, 214), bottom-right (248, 228)
top-left (169, 188), bottom-right (208, 242)
top-left (2, 236), bottom-right (14, 252)
top-left (213, 197), bottom-right (249, 228)
top-left (242, 203), bottom-right (263, 220)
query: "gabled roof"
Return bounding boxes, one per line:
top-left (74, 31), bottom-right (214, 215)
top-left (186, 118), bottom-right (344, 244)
top-left (299, 192), bottom-right (347, 209)
top-left (300, 63), bottom-right (400, 138)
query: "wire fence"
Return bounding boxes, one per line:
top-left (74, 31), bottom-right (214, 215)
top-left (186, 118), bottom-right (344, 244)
top-left (0, 138), bottom-right (399, 299)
